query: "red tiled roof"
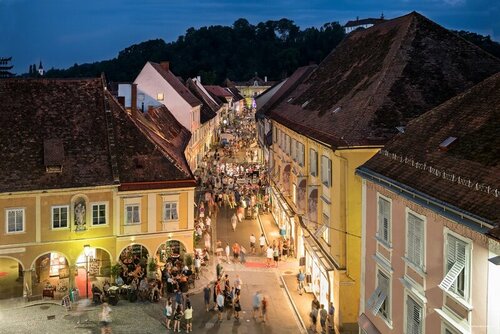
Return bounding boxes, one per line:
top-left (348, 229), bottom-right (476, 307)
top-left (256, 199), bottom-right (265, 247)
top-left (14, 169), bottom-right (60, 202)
top-left (186, 79), bottom-right (219, 124)
top-left (0, 78), bottom-right (193, 193)
top-left (149, 62), bottom-right (201, 108)
top-left (267, 12), bottom-right (500, 149)
top-left (361, 72), bottom-right (500, 231)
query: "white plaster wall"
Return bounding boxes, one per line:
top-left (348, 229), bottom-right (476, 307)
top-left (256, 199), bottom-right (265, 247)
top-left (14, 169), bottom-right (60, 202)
top-left (134, 62), bottom-right (193, 131)
top-left (118, 84), bottom-right (132, 108)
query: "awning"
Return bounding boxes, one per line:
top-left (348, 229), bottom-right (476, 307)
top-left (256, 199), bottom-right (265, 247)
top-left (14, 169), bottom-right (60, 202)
top-left (358, 313), bottom-right (381, 334)
top-left (303, 234), bottom-right (336, 272)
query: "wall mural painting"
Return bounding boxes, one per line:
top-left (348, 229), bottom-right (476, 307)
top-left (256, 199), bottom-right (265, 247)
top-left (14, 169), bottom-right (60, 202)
top-left (298, 178), bottom-right (307, 213)
top-left (308, 187), bottom-right (318, 224)
top-left (74, 197), bottom-right (87, 231)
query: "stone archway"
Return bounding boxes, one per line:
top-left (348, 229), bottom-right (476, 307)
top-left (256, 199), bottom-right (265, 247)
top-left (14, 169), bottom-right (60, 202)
top-left (75, 247), bottom-right (112, 298)
top-left (156, 240), bottom-right (187, 266)
top-left (31, 251), bottom-right (70, 298)
top-left (0, 256), bottom-right (24, 299)
top-left (118, 244), bottom-right (149, 283)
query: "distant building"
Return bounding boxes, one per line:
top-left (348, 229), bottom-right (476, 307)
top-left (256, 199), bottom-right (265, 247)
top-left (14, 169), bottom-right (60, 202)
top-left (0, 57), bottom-right (14, 78)
top-left (38, 61), bottom-right (44, 76)
top-left (234, 74), bottom-right (273, 109)
top-left (344, 15), bottom-right (385, 33)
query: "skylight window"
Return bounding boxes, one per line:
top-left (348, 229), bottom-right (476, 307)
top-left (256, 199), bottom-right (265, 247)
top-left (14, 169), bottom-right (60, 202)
top-left (439, 136), bottom-right (457, 150)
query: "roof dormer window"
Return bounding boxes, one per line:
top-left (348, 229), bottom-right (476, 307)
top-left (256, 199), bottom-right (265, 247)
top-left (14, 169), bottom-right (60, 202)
top-left (44, 139), bottom-right (64, 173)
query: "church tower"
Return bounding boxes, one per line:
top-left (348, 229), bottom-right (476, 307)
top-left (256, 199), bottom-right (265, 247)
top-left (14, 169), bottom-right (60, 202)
top-left (38, 61), bottom-right (44, 76)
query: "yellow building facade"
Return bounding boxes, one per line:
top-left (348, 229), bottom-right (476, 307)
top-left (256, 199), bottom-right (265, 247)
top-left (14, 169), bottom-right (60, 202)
top-left (270, 122), bottom-right (379, 332)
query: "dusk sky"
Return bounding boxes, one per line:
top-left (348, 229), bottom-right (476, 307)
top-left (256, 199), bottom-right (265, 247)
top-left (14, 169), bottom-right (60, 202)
top-left (1, 0), bottom-right (498, 75)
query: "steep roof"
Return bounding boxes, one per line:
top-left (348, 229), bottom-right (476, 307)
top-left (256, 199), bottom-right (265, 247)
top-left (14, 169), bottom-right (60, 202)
top-left (149, 62), bottom-right (201, 108)
top-left (360, 73), bottom-right (500, 235)
top-left (226, 87), bottom-right (244, 101)
top-left (205, 85), bottom-right (233, 99)
top-left (186, 79), bottom-right (218, 124)
top-left (267, 12), bottom-right (500, 148)
top-left (0, 78), bottom-right (193, 193)
top-left (344, 18), bottom-right (385, 28)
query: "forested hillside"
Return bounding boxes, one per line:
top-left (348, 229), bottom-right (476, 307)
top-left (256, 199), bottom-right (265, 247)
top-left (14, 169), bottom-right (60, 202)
top-left (44, 18), bottom-right (345, 84)
top-left (42, 19), bottom-right (500, 84)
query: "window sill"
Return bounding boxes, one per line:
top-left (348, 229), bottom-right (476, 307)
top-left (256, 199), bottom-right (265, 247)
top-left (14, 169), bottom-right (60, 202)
top-left (51, 227), bottom-right (70, 231)
top-left (444, 291), bottom-right (473, 312)
top-left (6, 231), bottom-right (26, 235)
top-left (402, 256), bottom-right (427, 277)
top-left (374, 236), bottom-right (392, 250)
top-left (379, 316), bottom-right (393, 330)
top-left (91, 224), bottom-right (109, 228)
top-left (124, 222), bottom-right (141, 226)
top-left (162, 220), bottom-right (179, 224)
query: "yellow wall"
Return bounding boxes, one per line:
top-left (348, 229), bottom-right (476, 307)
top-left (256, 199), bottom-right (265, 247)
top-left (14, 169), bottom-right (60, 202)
top-left (0, 185), bottom-right (195, 276)
top-left (272, 121), bottom-right (380, 327)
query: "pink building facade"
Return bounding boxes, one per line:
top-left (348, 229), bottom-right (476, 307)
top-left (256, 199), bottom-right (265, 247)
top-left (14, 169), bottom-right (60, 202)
top-left (358, 179), bottom-right (500, 334)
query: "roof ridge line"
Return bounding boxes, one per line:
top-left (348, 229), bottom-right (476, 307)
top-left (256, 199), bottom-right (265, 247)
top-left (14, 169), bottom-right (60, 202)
top-left (103, 90), bottom-right (121, 184)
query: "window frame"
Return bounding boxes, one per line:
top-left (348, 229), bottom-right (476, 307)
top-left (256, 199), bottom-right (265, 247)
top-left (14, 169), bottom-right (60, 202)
top-left (124, 204), bottom-right (141, 225)
top-left (405, 293), bottom-right (424, 334)
top-left (321, 155), bottom-right (332, 187)
top-left (91, 202), bottom-right (108, 226)
top-left (321, 213), bottom-right (330, 245)
top-left (51, 205), bottom-right (69, 230)
top-left (442, 231), bottom-right (471, 302)
top-left (376, 194), bottom-right (391, 247)
top-left (6, 208), bottom-right (25, 233)
top-left (291, 138), bottom-right (296, 161)
top-left (376, 269), bottom-right (391, 323)
top-left (157, 92), bottom-right (164, 101)
top-left (298, 143), bottom-right (304, 167)
top-left (310, 149), bottom-right (318, 177)
top-left (286, 135), bottom-right (291, 155)
top-left (406, 209), bottom-right (425, 271)
top-left (163, 201), bottom-right (179, 222)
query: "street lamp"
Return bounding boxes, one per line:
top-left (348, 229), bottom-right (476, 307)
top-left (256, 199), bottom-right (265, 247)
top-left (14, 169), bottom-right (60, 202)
top-left (83, 244), bottom-right (91, 299)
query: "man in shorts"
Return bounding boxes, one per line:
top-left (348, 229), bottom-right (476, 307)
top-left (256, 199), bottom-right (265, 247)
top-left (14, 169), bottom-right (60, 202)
top-left (252, 291), bottom-right (261, 319)
top-left (320, 304), bottom-right (328, 333)
top-left (249, 234), bottom-right (256, 254)
top-left (216, 291), bottom-right (225, 322)
top-left (259, 234), bottom-right (266, 254)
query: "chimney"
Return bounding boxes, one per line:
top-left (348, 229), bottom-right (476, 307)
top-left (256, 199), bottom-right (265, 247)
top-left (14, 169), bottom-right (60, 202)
top-left (264, 76), bottom-right (267, 83)
top-left (196, 76), bottom-right (201, 83)
top-left (117, 96), bottom-right (125, 107)
top-left (160, 61), bottom-right (170, 71)
top-left (131, 84), bottom-right (138, 116)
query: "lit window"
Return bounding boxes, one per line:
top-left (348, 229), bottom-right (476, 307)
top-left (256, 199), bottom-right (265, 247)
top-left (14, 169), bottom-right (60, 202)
top-left (52, 206), bottom-right (69, 229)
top-left (125, 205), bottom-right (140, 225)
top-left (163, 202), bottom-right (178, 221)
top-left (92, 204), bottom-right (107, 225)
top-left (321, 155), bottom-right (332, 187)
top-left (157, 93), bottom-right (164, 101)
top-left (6, 208), bottom-right (24, 233)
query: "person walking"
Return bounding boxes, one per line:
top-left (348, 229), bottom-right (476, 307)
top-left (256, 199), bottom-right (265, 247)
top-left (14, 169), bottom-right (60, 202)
top-left (273, 246), bottom-right (279, 267)
top-left (320, 304), bottom-right (328, 333)
top-left (216, 291), bottom-right (225, 322)
top-left (184, 303), bottom-right (193, 333)
top-left (164, 297), bottom-right (173, 329)
top-left (328, 302), bottom-right (335, 334)
top-left (240, 245), bottom-right (247, 264)
top-left (259, 234), bottom-right (266, 254)
top-left (266, 246), bottom-right (273, 268)
top-left (99, 302), bottom-right (112, 334)
top-left (225, 243), bottom-right (231, 263)
top-left (233, 294), bottom-right (242, 320)
top-left (261, 296), bottom-right (268, 323)
top-left (173, 304), bottom-right (183, 333)
top-left (249, 234), bottom-right (256, 254)
top-left (252, 291), bottom-right (261, 319)
top-left (297, 269), bottom-right (305, 295)
top-left (231, 213), bottom-right (238, 231)
top-left (310, 303), bottom-right (318, 333)
top-left (203, 284), bottom-right (211, 312)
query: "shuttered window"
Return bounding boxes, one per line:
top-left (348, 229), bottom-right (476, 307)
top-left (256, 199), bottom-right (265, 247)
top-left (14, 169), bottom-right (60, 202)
top-left (367, 270), bottom-right (390, 320)
top-left (377, 197), bottom-right (391, 244)
top-left (7, 208), bottom-right (25, 233)
top-left (439, 234), bottom-right (468, 298)
top-left (321, 155), bottom-right (332, 187)
top-left (310, 149), bottom-right (318, 176)
top-left (407, 212), bottom-right (424, 269)
top-left (406, 296), bottom-right (423, 334)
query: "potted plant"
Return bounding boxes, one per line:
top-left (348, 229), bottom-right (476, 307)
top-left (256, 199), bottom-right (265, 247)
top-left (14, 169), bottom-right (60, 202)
top-left (184, 253), bottom-right (193, 269)
top-left (148, 258), bottom-right (158, 279)
top-left (110, 263), bottom-right (122, 283)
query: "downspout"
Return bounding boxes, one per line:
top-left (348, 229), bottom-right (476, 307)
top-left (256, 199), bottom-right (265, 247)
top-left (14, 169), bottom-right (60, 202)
top-left (334, 150), bottom-right (349, 273)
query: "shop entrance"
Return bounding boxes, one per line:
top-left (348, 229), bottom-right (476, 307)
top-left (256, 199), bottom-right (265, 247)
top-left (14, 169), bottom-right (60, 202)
top-left (157, 240), bottom-right (187, 267)
top-left (32, 252), bottom-right (70, 299)
top-left (75, 247), bottom-right (112, 298)
top-left (0, 257), bottom-right (23, 299)
top-left (118, 244), bottom-right (149, 284)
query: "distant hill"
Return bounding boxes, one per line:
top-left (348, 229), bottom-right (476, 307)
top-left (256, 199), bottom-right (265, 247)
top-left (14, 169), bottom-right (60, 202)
top-left (41, 19), bottom-right (500, 84)
top-left (43, 18), bottom-right (345, 84)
